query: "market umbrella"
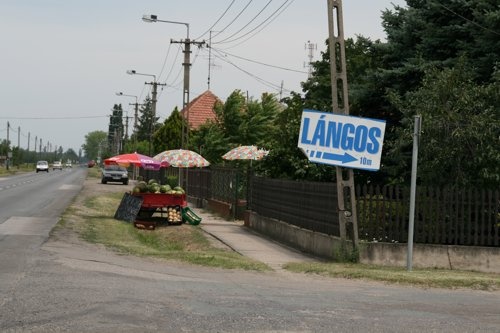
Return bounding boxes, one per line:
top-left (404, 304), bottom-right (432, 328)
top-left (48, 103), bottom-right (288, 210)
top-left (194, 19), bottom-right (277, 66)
top-left (104, 152), bottom-right (166, 171)
top-left (222, 145), bottom-right (269, 162)
top-left (153, 149), bottom-right (210, 168)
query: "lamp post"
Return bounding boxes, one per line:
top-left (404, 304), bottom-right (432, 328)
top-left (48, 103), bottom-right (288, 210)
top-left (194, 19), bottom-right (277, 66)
top-left (116, 92), bottom-right (139, 149)
top-left (142, 14), bottom-right (195, 150)
top-left (126, 70), bottom-right (165, 155)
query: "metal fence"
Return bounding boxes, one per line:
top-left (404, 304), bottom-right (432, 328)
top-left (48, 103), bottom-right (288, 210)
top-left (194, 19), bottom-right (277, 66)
top-left (139, 166), bottom-right (499, 247)
top-left (356, 185), bottom-right (500, 247)
top-left (250, 176), bottom-right (340, 236)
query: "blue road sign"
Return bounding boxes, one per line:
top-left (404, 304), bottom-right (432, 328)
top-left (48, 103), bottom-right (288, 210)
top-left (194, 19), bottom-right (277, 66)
top-left (298, 109), bottom-right (386, 171)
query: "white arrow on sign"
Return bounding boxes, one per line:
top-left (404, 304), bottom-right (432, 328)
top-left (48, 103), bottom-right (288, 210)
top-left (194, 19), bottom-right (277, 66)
top-left (298, 109), bottom-right (386, 171)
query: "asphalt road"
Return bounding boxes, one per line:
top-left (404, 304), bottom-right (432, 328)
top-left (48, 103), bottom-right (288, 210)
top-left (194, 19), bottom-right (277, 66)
top-left (0, 169), bottom-right (499, 332)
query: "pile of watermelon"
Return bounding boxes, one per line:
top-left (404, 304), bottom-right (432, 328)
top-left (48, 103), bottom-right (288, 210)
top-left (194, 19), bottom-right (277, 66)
top-left (132, 179), bottom-right (185, 195)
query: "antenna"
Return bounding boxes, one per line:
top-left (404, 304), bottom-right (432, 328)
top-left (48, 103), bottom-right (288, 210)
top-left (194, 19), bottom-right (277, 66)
top-left (304, 40), bottom-right (317, 78)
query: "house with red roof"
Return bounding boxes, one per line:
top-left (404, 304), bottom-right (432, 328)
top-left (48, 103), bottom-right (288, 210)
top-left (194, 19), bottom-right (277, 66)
top-left (181, 90), bottom-right (221, 130)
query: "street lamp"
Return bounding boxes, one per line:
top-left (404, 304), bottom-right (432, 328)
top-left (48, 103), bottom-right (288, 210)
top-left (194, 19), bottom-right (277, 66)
top-left (141, 14), bottom-right (192, 151)
top-left (116, 92), bottom-right (139, 150)
top-left (126, 70), bottom-right (162, 155)
top-left (142, 15), bottom-right (190, 37)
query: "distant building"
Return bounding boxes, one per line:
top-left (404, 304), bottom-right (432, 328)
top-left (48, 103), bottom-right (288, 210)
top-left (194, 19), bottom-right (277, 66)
top-left (181, 90), bottom-right (221, 130)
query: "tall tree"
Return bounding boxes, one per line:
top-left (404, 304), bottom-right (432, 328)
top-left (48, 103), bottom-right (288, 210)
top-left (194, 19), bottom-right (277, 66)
top-left (388, 61), bottom-right (500, 188)
top-left (152, 107), bottom-right (184, 154)
top-left (82, 131), bottom-right (107, 161)
top-left (108, 104), bottom-right (124, 155)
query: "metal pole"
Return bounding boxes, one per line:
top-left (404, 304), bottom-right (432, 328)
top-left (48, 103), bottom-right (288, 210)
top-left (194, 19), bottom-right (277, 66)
top-left (407, 115), bottom-right (421, 271)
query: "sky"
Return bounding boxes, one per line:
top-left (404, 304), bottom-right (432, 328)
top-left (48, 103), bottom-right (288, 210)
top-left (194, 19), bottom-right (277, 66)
top-left (0, 0), bottom-right (407, 155)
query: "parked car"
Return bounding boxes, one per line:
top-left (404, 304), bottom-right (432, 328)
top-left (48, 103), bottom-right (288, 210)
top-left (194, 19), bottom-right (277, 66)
top-left (87, 160), bottom-right (96, 168)
top-left (36, 161), bottom-right (49, 173)
top-left (101, 165), bottom-right (129, 185)
top-left (53, 161), bottom-right (63, 170)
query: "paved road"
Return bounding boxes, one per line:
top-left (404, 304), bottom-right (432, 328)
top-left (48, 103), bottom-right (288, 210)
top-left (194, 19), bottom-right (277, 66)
top-left (0, 172), bottom-right (499, 332)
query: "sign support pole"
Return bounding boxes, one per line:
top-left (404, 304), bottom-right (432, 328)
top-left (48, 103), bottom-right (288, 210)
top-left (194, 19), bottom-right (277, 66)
top-left (327, 0), bottom-right (359, 254)
top-left (407, 115), bottom-right (421, 271)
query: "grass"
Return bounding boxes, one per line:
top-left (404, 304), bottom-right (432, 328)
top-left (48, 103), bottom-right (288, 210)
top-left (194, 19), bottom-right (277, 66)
top-left (284, 262), bottom-right (500, 291)
top-left (0, 164), bottom-right (35, 176)
top-left (61, 189), bottom-right (269, 271)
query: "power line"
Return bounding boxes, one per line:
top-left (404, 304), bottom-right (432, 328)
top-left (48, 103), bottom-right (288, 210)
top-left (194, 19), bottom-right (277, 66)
top-left (160, 44), bottom-right (182, 85)
top-left (194, 0), bottom-right (237, 40)
top-left (214, 0), bottom-right (294, 48)
top-left (436, 2), bottom-right (500, 36)
top-left (212, 48), bottom-right (292, 93)
top-left (214, 0), bottom-right (274, 44)
top-left (210, 0), bottom-right (254, 39)
top-left (157, 43), bottom-right (173, 82)
top-left (211, 46), bottom-right (307, 74)
top-left (0, 115), bottom-right (108, 120)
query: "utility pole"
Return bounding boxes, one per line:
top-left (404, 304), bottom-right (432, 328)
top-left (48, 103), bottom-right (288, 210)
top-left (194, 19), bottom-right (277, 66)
top-left (28, 132), bottom-right (30, 151)
top-left (6, 122), bottom-right (10, 170)
top-left (327, 0), bottom-right (359, 254)
top-left (145, 81), bottom-right (166, 155)
top-left (171, 37), bottom-right (205, 150)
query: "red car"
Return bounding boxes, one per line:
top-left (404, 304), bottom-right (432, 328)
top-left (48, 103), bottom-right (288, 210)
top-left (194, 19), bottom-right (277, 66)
top-left (87, 160), bottom-right (96, 168)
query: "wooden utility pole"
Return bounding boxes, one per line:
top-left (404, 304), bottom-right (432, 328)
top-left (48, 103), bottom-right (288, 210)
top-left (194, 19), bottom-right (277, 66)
top-left (327, 0), bottom-right (359, 253)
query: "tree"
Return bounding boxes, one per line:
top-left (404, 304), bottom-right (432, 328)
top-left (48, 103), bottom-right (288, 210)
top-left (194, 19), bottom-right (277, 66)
top-left (130, 96), bottom-right (161, 155)
top-left (108, 104), bottom-right (124, 155)
top-left (152, 107), bottom-right (184, 154)
top-left (388, 61), bottom-right (500, 188)
top-left (82, 131), bottom-right (107, 161)
top-left (190, 122), bottom-right (228, 165)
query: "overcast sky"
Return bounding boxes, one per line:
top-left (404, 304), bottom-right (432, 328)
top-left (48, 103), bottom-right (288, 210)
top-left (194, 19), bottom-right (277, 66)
top-left (0, 0), bottom-right (406, 154)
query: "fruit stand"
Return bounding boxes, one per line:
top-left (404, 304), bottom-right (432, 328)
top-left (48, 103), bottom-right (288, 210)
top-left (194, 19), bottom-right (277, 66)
top-left (131, 192), bottom-right (201, 228)
top-left (130, 181), bottom-right (202, 229)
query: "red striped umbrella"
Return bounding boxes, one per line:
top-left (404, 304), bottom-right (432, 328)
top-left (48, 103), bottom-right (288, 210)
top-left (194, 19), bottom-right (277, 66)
top-left (104, 152), bottom-right (166, 170)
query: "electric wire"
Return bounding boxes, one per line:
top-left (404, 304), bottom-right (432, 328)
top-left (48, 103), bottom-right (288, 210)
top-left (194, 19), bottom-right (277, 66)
top-left (210, 0), bottom-right (254, 39)
top-left (210, 46), bottom-right (307, 74)
top-left (214, 0), bottom-right (294, 47)
top-left (214, 0), bottom-right (274, 44)
top-left (194, 0), bottom-right (237, 40)
top-left (157, 43), bottom-right (173, 83)
top-left (160, 44), bottom-right (182, 85)
top-left (211, 48), bottom-right (291, 93)
top-left (0, 115), bottom-right (109, 120)
top-left (436, 2), bottom-right (500, 36)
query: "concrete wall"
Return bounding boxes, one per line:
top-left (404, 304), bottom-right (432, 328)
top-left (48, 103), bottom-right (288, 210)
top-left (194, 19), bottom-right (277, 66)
top-left (246, 211), bottom-right (500, 274)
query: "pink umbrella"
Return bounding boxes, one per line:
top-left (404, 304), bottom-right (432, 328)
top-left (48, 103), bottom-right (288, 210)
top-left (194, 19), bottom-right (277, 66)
top-left (104, 152), bottom-right (167, 171)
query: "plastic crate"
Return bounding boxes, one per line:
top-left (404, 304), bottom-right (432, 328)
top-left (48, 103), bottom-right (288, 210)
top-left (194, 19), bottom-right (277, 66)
top-left (165, 205), bottom-right (183, 225)
top-left (182, 207), bottom-right (202, 225)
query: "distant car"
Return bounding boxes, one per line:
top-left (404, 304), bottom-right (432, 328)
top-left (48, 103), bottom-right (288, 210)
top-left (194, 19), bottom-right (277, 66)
top-left (101, 165), bottom-right (129, 185)
top-left (65, 162), bottom-right (72, 168)
top-left (87, 160), bottom-right (96, 168)
top-left (53, 161), bottom-right (63, 170)
top-left (36, 161), bottom-right (49, 173)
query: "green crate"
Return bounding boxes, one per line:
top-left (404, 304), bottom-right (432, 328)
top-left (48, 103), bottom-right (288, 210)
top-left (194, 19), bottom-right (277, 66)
top-left (182, 207), bottom-right (202, 225)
